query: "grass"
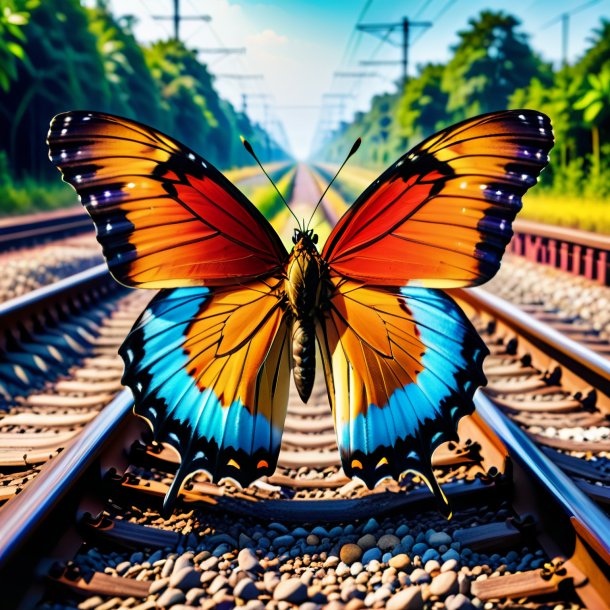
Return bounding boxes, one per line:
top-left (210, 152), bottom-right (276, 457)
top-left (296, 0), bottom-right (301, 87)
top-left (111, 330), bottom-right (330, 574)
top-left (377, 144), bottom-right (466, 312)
top-left (520, 193), bottom-right (610, 234)
top-left (0, 179), bottom-right (78, 217)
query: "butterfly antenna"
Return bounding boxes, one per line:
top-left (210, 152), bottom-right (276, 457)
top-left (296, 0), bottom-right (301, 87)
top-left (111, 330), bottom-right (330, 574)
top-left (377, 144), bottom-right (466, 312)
top-left (241, 136), bottom-right (301, 230)
top-left (306, 137), bottom-right (361, 231)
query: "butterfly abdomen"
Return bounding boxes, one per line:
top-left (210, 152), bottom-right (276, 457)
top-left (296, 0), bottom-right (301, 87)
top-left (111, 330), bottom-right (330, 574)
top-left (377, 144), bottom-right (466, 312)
top-left (286, 234), bottom-right (324, 403)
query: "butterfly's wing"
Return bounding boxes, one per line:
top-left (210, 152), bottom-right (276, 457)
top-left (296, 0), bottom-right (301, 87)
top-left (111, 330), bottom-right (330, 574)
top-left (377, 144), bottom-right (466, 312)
top-left (322, 110), bottom-right (553, 288)
top-left (120, 278), bottom-right (291, 511)
top-left (316, 281), bottom-right (487, 514)
top-left (47, 111), bottom-right (287, 288)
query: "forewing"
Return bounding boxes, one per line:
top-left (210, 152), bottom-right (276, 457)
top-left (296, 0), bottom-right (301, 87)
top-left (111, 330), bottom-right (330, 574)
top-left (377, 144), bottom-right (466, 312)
top-left (316, 280), bottom-right (488, 512)
top-left (120, 278), bottom-right (291, 510)
top-left (322, 110), bottom-right (553, 288)
top-left (48, 111), bottom-right (287, 288)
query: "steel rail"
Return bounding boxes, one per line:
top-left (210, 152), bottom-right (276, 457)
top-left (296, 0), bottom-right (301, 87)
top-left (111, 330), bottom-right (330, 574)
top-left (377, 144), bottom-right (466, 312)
top-left (0, 209), bottom-right (92, 251)
top-left (454, 286), bottom-right (610, 400)
top-left (0, 390), bottom-right (134, 569)
top-left (474, 392), bottom-right (610, 563)
top-left (0, 264), bottom-right (115, 334)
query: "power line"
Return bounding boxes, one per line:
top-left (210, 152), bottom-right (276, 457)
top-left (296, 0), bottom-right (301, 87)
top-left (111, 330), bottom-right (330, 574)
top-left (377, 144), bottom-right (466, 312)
top-left (151, 0), bottom-right (211, 42)
top-left (357, 18), bottom-right (432, 83)
top-left (541, 0), bottom-right (602, 67)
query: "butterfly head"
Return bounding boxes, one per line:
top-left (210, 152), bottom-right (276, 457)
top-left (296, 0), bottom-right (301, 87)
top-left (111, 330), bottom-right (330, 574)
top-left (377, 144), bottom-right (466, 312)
top-left (292, 228), bottom-right (318, 248)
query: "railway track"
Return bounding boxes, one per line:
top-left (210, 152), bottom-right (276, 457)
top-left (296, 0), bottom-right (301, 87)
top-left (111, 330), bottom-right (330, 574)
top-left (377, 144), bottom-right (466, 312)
top-left (0, 165), bottom-right (608, 609)
top-left (0, 208), bottom-right (93, 253)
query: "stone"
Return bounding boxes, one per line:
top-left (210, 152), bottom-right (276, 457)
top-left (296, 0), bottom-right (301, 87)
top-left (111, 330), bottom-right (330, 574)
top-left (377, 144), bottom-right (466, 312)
top-left (378, 534), bottom-right (400, 552)
top-left (411, 542), bottom-right (428, 556)
top-left (273, 578), bottom-right (308, 603)
top-left (307, 534), bottom-right (320, 546)
top-left (357, 534), bottom-right (376, 551)
top-left (324, 556), bottom-right (340, 568)
top-left (340, 544), bottom-right (363, 565)
top-left (442, 559), bottom-right (459, 573)
top-left (244, 602), bottom-right (266, 610)
top-left (446, 593), bottom-right (475, 610)
top-left (426, 532), bottom-right (452, 547)
top-left (361, 548), bottom-right (382, 564)
top-left (172, 552), bottom-right (194, 574)
top-left (424, 559), bottom-right (441, 574)
top-left (208, 575), bottom-right (229, 594)
top-left (238, 548), bottom-right (261, 573)
top-left (274, 534), bottom-right (296, 548)
top-left (269, 522), bottom-right (289, 534)
top-left (386, 586), bottom-right (423, 610)
top-left (185, 588), bottom-right (205, 603)
top-left (235, 577), bottom-right (260, 601)
top-left (350, 562), bottom-right (363, 576)
top-left (200, 556), bottom-right (219, 571)
top-left (409, 568), bottom-right (430, 584)
top-left (389, 554), bottom-right (411, 570)
top-left (149, 577), bottom-right (169, 595)
top-left (396, 524), bottom-right (409, 537)
top-left (362, 518), bottom-right (379, 534)
top-left (156, 588), bottom-right (186, 608)
top-left (170, 567), bottom-right (201, 590)
top-left (421, 548), bottom-right (440, 563)
top-left (429, 571), bottom-right (458, 597)
top-left (441, 549), bottom-right (461, 564)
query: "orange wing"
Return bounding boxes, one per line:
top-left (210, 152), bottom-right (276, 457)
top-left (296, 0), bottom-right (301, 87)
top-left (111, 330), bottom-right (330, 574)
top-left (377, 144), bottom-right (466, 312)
top-left (317, 279), bottom-right (487, 514)
top-left (322, 110), bottom-right (553, 288)
top-left (120, 277), bottom-right (291, 510)
top-left (47, 111), bottom-right (287, 288)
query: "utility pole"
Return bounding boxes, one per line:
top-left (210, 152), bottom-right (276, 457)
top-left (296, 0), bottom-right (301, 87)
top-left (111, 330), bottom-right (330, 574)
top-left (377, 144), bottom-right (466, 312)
top-left (541, 0), bottom-right (601, 68)
top-left (152, 0), bottom-right (211, 42)
top-left (357, 17), bottom-right (431, 83)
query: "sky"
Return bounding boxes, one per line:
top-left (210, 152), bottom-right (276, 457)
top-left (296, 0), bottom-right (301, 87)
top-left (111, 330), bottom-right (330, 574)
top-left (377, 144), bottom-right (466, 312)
top-left (100, 0), bottom-right (609, 158)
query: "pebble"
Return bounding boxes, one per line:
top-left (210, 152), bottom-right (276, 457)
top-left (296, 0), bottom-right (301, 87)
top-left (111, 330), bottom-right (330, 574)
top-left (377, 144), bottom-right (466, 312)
top-left (425, 559), bottom-right (441, 573)
top-left (411, 542), bottom-right (428, 556)
top-left (340, 544), bottom-right (363, 565)
top-left (172, 552), bottom-right (193, 574)
top-left (273, 578), bottom-right (308, 603)
top-left (324, 556), bottom-right (340, 568)
top-left (244, 602), bottom-right (266, 610)
top-left (169, 566), bottom-right (201, 590)
top-left (357, 534), bottom-right (376, 551)
top-left (396, 525), bottom-right (409, 537)
top-left (446, 593), bottom-right (476, 610)
top-left (274, 534), bottom-right (296, 548)
top-left (307, 534), bottom-right (320, 546)
top-left (208, 575), bottom-right (229, 594)
top-left (362, 518), bottom-right (379, 534)
top-left (429, 571), bottom-right (459, 597)
top-left (235, 577), bottom-right (260, 601)
top-left (427, 531), bottom-right (452, 547)
top-left (361, 548), bottom-right (382, 563)
top-left (409, 568), bottom-right (431, 584)
top-left (378, 534), bottom-right (400, 552)
top-left (350, 562), bottom-right (363, 576)
top-left (389, 554), bottom-right (411, 570)
top-left (387, 586), bottom-right (423, 610)
top-left (422, 548), bottom-right (440, 563)
top-left (270, 522), bottom-right (289, 534)
top-left (149, 577), bottom-right (169, 594)
top-left (156, 588), bottom-right (186, 607)
top-left (238, 548), bottom-right (261, 573)
top-left (442, 558), bottom-right (459, 572)
top-left (442, 549), bottom-right (461, 563)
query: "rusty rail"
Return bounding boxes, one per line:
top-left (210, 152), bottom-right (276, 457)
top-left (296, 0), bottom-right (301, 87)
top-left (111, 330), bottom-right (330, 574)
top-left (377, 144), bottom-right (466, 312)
top-left (510, 219), bottom-right (610, 285)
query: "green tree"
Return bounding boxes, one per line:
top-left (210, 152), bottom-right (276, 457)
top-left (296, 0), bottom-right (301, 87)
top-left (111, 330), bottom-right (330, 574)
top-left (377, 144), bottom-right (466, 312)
top-left (442, 11), bottom-right (550, 121)
top-left (0, 0), bottom-right (35, 93)
top-left (574, 65), bottom-right (610, 177)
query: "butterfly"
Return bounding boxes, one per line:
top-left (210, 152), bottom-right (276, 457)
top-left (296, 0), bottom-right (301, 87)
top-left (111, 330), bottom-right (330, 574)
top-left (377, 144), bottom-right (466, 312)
top-left (47, 110), bottom-right (553, 515)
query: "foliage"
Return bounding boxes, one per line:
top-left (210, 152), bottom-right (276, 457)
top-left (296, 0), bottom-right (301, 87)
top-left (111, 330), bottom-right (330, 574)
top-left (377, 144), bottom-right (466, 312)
top-left (318, 9), bottom-right (610, 232)
top-left (0, 0), bottom-right (287, 214)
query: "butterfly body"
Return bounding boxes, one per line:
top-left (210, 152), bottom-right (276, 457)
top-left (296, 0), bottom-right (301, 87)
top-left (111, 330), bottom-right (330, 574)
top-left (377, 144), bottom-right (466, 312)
top-left (286, 229), bottom-right (326, 403)
top-left (47, 109), bottom-right (554, 514)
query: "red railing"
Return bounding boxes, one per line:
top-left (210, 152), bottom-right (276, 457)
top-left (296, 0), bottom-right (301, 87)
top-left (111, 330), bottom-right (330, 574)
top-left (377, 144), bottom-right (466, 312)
top-left (509, 220), bottom-right (610, 286)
